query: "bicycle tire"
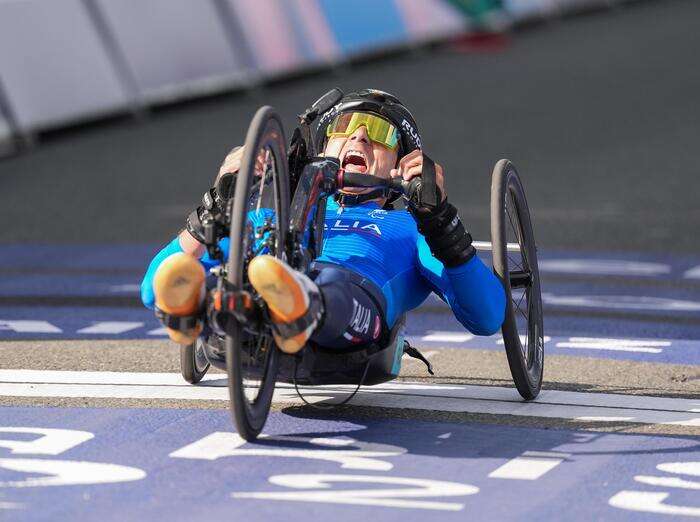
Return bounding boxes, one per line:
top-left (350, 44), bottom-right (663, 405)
top-left (226, 106), bottom-right (289, 440)
top-left (490, 159), bottom-right (544, 400)
top-left (180, 338), bottom-right (210, 384)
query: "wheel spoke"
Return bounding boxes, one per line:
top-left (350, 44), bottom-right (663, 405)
top-left (514, 299), bottom-right (529, 323)
top-left (505, 208), bottom-right (525, 271)
top-left (505, 200), bottom-right (521, 243)
top-left (507, 255), bottom-right (524, 272)
top-left (515, 287), bottom-right (527, 312)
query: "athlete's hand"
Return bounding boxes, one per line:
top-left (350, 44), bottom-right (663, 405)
top-left (389, 150), bottom-right (447, 203)
top-left (186, 145), bottom-right (244, 245)
top-left (217, 146), bottom-right (244, 181)
top-left (216, 145), bottom-right (266, 183)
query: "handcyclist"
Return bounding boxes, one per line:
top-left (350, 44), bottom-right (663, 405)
top-left (141, 89), bottom-right (506, 354)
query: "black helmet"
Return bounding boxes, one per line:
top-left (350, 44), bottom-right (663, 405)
top-left (315, 88), bottom-right (422, 158)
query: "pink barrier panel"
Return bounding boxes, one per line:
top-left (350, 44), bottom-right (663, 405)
top-left (286, 0), bottom-right (341, 64)
top-left (226, 0), bottom-right (309, 74)
top-left (394, 0), bottom-right (465, 41)
top-left (231, 0), bottom-right (464, 71)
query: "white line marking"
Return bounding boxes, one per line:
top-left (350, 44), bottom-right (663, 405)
top-left (0, 427), bottom-right (94, 455)
top-left (684, 266), bottom-right (700, 279)
top-left (539, 259), bottom-right (670, 276)
top-left (76, 322), bottom-right (144, 335)
top-left (414, 332), bottom-right (688, 357)
top-left (657, 462), bottom-right (700, 477)
top-left (609, 491), bottom-right (700, 517)
top-left (556, 343), bottom-right (663, 354)
top-left (574, 416), bottom-right (634, 422)
top-left (568, 337), bottom-right (672, 347)
top-left (542, 294), bottom-right (700, 312)
top-left (0, 370), bottom-right (698, 427)
top-left (421, 331), bottom-right (473, 343)
top-left (472, 241), bottom-right (520, 252)
top-left (171, 433), bottom-right (400, 471)
top-left (232, 474), bottom-right (478, 511)
top-left (308, 437), bottom-right (356, 447)
top-left (147, 327), bottom-right (168, 336)
top-left (0, 320), bottom-right (62, 334)
top-left (634, 475), bottom-right (700, 490)
top-left (0, 458), bottom-right (146, 488)
top-left (496, 336), bottom-right (551, 346)
top-left (488, 451), bottom-right (570, 480)
top-left (108, 284), bottom-right (140, 293)
top-left (556, 337), bottom-right (671, 353)
top-left (0, 501), bottom-right (24, 510)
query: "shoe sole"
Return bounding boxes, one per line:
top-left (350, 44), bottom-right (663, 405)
top-left (248, 255), bottom-right (314, 354)
top-left (248, 255), bottom-right (309, 323)
top-left (154, 252), bottom-right (205, 345)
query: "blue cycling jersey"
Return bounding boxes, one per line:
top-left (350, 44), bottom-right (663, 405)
top-left (141, 198), bottom-right (505, 335)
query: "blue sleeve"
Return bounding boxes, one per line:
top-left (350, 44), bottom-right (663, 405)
top-left (417, 237), bottom-right (506, 335)
top-left (140, 237), bottom-right (183, 310)
top-left (140, 236), bottom-right (230, 310)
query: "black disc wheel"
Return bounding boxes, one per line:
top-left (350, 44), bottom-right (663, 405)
top-left (490, 159), bottom-right (544, 400)
top-left (180, 338), bottom-right (211, 384)
top-left (226, 106), bottom-right (289, 441)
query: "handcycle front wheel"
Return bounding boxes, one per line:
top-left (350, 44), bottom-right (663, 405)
top-left (226, 106), bottom-right (290, 441)
top-left (180, 338), bottom-right (210, 384)
top-left (490, 159), bottom-right (544, 400)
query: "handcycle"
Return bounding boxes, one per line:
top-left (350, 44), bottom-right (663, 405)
top-left (179, 91), bottom-right (544, 441)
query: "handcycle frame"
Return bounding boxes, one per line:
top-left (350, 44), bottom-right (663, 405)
top-left (196, 156), bottom-right (420, 386)
top-left (181, 97), bottom-right (544, 439)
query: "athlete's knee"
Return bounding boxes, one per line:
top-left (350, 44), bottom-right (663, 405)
top-left (312, 266), bottom-right (347, 287)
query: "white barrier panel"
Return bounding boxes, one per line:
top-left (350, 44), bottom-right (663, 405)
top-left (96, 0), bottom-right (251, 103)
top-left (0, 0), bottom-right (129, 131)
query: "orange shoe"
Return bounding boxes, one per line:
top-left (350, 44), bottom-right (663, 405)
top-left (153, 253), bottom-right (206, 345)
top-left (247, 255), bottom-right (322, 354)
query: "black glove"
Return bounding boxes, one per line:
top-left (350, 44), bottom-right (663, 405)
top-left (186, 172), bottom-right (236, 244)
top-left (411, 198), bottom-right (475, 268)
top-left (404, 155), bottom-right (475, 268)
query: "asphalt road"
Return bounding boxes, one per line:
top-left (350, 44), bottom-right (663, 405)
top-left (1, 0), bottom-right (699, 251)
top-left (1, 1), bottom-right (699, 520)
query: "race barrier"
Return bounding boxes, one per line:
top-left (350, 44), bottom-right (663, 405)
top-left (0, 0), bottom-right (637, 154)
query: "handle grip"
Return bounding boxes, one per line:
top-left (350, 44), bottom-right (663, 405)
top-left (337, 170), bottom-right (423, 198)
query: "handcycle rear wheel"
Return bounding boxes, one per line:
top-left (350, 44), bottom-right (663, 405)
top-left (180, 338), bottom-right (210, 384)
top-left (226, 106), bottom-right (290, 441)
top-left (490, 159), bottom-right (544, 400)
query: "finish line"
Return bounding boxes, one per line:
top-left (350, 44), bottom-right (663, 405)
top-left (1, 370), bottom-right (697, 427)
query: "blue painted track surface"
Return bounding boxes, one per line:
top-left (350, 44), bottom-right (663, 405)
top-left (1, 407), bottom-right (698, 521)
top-left (2, 245), bottom-right (700, 365)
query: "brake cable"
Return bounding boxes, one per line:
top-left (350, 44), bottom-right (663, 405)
top-left (292, 355), bottom-right (373, 410)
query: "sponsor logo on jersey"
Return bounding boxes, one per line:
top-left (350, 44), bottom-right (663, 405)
top-left (324, 219), bottom-right (382, 237)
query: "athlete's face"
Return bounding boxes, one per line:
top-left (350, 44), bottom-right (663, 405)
top-left (324, 125), bottom-right (399, 195)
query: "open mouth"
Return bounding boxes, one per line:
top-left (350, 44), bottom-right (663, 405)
top-left (341, 150), bottom-right (369, 174)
